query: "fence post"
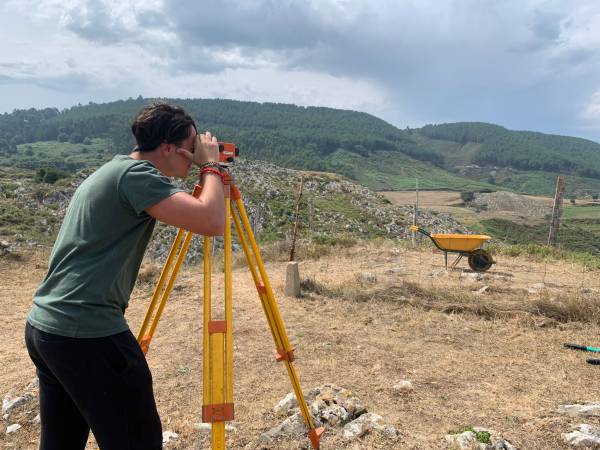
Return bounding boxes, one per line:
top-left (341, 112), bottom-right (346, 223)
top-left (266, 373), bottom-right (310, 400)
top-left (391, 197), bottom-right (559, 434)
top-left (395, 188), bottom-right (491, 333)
top-left (548, 176), bottom-right (565, 246)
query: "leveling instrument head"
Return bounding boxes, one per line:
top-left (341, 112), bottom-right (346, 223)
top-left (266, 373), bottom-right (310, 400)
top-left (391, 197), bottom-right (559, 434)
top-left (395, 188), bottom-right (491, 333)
top-left (218, 142), bottom-right (239, 165)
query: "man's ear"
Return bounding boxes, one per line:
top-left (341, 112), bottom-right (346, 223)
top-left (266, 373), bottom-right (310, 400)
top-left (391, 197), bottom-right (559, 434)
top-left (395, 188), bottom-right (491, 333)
top-left (159, 142), bottom-right (172, 156)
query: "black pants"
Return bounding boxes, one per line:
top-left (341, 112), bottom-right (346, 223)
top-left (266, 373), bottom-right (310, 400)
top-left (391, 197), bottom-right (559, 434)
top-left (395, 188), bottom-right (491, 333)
top-left (25, 322), bottom-right (162, 450)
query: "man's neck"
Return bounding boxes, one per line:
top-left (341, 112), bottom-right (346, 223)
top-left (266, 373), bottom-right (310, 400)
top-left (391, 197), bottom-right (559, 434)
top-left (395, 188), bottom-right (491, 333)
top-left (130, 150), bottom-right (167, 174)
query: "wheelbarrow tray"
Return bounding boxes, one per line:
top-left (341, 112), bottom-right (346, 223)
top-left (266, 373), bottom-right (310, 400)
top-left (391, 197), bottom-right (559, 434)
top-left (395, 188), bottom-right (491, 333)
top-left (430, 234), bottom-right (491, 252)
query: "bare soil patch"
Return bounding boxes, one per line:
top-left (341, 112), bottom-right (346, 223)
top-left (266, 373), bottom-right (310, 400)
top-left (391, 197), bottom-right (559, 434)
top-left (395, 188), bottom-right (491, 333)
top-left (381, 190), bottom-right (560, 226)
top-left (2, 244), bottom-right (600, 449)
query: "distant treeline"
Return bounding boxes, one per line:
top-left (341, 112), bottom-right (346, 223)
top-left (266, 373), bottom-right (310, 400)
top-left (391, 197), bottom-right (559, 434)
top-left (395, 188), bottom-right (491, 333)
top-left (0, 97), bottom-right (444, 175)
top-left (419, 122), bottom-right (600, 179)
top-left (2, 99), bottom-right (600, 182)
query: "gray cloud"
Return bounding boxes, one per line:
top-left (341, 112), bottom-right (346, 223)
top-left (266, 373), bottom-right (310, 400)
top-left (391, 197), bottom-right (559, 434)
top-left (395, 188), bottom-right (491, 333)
top-left (0, 70), bottom-right (95, 93)
top-left (4, 0), bottom-right (600, 141)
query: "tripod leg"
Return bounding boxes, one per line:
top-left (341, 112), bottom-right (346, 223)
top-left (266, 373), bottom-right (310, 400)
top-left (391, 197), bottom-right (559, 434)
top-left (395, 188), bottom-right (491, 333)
top-left (137, 228), bottom-right (186, 353)
top-left (137, 185), bottom-right (202, 355)
top-left (203, 187), bottom-right (234, 450)
top-left (230, 187), bottom-right (324, 450)
top-left (145, 229), bottom-right (195, 350)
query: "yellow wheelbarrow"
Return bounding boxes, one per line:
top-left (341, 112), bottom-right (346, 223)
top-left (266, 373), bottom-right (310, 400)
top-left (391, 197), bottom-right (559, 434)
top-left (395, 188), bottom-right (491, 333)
top-left (410, 225), bottom-right (495, 272)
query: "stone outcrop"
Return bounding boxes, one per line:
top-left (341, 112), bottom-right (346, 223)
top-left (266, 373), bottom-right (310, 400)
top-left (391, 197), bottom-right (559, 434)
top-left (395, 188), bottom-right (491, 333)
top-left (261, 384), bottom-right (400, 444)
top-left (1, 160), bottom-right (463, 261)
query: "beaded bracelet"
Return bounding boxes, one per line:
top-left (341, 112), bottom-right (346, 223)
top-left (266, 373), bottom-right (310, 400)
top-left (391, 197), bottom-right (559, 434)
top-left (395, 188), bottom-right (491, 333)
top-left (198, 161), bottom-right (221, 170)
top-left (199, 167), bottom-right (225, 183)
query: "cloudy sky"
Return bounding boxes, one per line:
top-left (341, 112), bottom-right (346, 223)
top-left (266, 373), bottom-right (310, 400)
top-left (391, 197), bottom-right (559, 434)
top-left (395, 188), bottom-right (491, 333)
top-left (1, 0), bottom-right (600, 142)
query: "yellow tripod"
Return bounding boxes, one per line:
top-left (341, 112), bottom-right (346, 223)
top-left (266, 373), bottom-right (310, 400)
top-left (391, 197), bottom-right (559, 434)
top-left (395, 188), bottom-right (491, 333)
top-left (136, 170), bottom-right (324, 450)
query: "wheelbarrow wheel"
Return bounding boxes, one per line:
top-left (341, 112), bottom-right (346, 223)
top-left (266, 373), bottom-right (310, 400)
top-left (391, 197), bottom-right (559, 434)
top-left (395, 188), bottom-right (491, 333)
top-left (468, 249), bottom-right (494, 272)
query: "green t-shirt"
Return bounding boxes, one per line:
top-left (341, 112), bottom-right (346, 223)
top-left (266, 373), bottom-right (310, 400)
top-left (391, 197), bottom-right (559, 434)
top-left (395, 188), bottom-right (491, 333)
top-left (27, 155), bottom-right (184, 338)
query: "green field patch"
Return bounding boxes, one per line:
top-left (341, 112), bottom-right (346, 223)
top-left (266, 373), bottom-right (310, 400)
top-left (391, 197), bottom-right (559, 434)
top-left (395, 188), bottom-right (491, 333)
top-left (2, 138), bottom-right (113, 172)
top-left (481, 218), bottom-right (600, 258)
top-left (563, 204), bottom-right (600, 220)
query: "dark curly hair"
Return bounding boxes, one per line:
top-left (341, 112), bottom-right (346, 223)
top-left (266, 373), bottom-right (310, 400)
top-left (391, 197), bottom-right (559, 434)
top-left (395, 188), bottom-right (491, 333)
top-left (131, 102), bottom-right (196, 152)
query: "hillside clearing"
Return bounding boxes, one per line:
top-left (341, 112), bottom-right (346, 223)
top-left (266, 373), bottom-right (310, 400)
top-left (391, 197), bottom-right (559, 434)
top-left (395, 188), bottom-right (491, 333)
top-left (2, 243), bottom-right (600, 449)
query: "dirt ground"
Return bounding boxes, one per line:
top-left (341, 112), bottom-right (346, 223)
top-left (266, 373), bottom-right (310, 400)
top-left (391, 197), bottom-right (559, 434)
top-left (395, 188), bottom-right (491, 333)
top-left (2, 243), bottom-right (600, 449)
top-left (380, 190), bottom-right (562, 226)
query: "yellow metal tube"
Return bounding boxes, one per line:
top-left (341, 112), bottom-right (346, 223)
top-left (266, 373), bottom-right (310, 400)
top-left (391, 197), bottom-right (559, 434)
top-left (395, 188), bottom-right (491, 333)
top-left (231, 196), bottom-right (318, 433)
top-left (233, 197), bottom-right (292, 350)
top-left (224, 196), bottom-right (234, 402)
top-left (203, 236), bottom-right (212, 404)
top-left (210, 332), bottom-right (226, 450)
top-left (230, 207), bottom-right (280, 345)
top-left (137, 228), bottom-right (186, 342)
top-left (147, 230), bottom-right (194, 339)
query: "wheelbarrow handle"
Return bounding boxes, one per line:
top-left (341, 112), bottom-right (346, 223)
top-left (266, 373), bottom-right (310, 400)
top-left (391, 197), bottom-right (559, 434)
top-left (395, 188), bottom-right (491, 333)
top-left (410, 225), bottom-right (431, 237)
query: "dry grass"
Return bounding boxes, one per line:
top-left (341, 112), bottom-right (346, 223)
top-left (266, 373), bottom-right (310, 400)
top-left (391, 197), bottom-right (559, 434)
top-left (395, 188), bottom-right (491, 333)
top-left (136, 262), bottom-right (162, 285)
top-left (301, 277), bottom-right (600, 327)
top-left (3, 244), bottom-right (600, 449)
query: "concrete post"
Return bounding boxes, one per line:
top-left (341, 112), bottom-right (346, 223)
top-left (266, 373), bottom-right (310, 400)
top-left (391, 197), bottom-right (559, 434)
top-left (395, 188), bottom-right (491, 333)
top-left (284, 261), bottom-right (301, 297)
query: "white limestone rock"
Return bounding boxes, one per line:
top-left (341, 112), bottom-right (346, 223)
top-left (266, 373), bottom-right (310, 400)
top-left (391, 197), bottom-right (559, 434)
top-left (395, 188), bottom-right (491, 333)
top-left (342, 412), bottom-right (384, 440)
top-left (194, 423), bottom-right (237, 433)
top-left (162, 430), bottom-right (178, 444)
top-left (559, 403), bottom-right (600, 417)
top-left (274, 392), bottom-right (298, 416)
top-left (445, 431), bottom-right (480, 449)
top-left (6, 424), bottom-right (22, 435)
top-left (563, 424), bottom-right (600, 447)
top-left (2, 393), bottom-right (33, 416)
top-left (392, 380), bottom-right (414, 392)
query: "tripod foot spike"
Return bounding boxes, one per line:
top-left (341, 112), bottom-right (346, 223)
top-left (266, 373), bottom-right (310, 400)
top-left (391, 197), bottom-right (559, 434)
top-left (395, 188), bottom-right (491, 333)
top-left (308, 427), bottom-right (324, 450)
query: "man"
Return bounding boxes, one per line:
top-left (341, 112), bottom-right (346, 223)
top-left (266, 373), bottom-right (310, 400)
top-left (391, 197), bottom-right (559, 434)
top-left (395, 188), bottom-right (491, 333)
top-left (25, 102), bottom-right (225, 450)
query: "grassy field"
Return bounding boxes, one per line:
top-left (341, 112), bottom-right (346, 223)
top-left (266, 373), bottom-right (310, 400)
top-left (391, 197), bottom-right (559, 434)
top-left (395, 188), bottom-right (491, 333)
top-left (1, 138), bottom-right (113, 172)
top-left (563, 204), bottom-right (600, 220)
top-left (413, 134), bottom-right (600, 197)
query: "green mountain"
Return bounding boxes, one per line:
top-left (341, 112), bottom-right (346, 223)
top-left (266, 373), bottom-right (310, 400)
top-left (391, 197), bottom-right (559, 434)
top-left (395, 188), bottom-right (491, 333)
top-left (2, 99), bottom-right (600, 196)
top-left (413, 122), bottom-right (600, 196)
top-left (0, 98), bottom-right (490, 191)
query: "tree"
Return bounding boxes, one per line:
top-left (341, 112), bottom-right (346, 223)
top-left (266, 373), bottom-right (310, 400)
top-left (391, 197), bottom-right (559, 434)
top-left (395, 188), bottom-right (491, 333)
top-left (69, 132), bottom-right (83, 144)
top-left (461, 191), bottom-right (475, 203)
top-left (36, 167), bottom-right (70, 184)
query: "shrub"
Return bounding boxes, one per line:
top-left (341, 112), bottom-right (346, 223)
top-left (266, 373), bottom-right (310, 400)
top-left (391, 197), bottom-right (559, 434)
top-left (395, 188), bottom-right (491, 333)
top-left (460, 191), bottom-right (475, 203)
top-left (36, 167), bottom-right (70, 184)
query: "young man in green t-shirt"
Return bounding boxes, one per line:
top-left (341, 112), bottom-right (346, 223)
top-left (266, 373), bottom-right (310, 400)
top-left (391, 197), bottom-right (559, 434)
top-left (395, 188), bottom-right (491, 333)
top-left (25, 102), bottom-right (225, 450)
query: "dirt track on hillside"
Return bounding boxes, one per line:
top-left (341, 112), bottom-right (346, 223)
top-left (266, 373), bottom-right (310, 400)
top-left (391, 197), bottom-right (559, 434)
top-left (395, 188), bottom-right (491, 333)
top-left (2, 244), bottom-right (600, 449)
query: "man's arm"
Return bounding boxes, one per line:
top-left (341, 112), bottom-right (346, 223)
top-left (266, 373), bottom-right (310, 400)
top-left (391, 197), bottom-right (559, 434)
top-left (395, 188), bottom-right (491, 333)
top-left (146, 131), bottom-right (225, 235)
top-left (145, 172), bottom-right (225, 236)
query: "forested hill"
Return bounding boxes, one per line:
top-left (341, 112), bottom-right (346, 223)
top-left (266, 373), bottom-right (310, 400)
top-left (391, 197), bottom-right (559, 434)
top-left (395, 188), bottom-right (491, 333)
top-left (2, 98), bottom-right (600, 194)
top-left (415, 122), bottom-right (600, 181)
top-left (0, 97), bottom-right (485, 191)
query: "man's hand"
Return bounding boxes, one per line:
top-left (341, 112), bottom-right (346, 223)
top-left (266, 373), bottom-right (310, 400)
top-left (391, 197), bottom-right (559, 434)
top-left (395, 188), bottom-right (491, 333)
top-left (176, 131), bottom-right (219, 166)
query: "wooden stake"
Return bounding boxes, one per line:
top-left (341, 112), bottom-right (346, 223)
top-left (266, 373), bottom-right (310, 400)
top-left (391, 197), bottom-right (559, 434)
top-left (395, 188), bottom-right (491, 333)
top-left (289, 175), bottom-right (304, 261)
top-left (548, 176), bottom-right (565, 246)
top-left (413, 178), bottom-right (419, 246)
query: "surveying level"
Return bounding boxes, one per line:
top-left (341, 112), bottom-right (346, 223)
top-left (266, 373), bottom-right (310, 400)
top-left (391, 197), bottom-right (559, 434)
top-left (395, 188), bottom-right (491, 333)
top-left (136, 146), bottom-right (324, 450)
top-left (218, 142), bottom-right (239, 164)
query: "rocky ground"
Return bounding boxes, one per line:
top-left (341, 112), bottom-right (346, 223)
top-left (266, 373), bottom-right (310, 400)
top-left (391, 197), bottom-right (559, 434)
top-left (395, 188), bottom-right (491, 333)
top-left (0, 160), bottom-right (463, 262)
top-left (2, 242), bottom-right (600, 449)
top-left (469, 191), bottom-right (553, 221)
